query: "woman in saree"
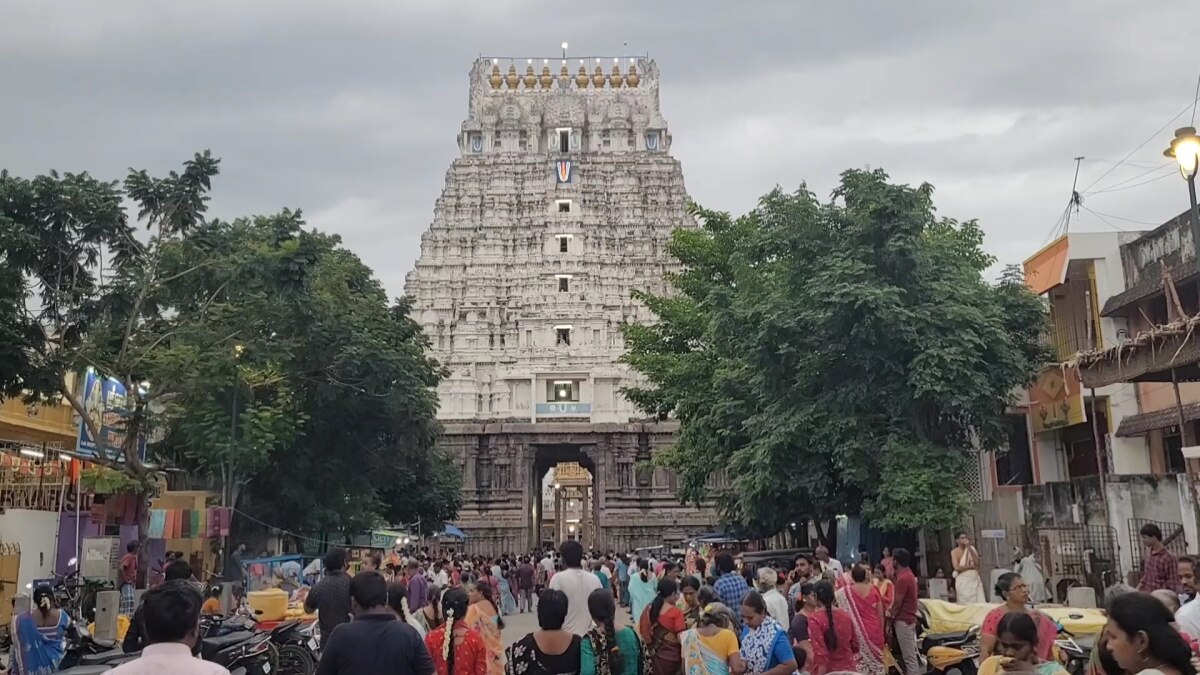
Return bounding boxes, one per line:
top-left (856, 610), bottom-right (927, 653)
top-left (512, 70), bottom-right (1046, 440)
top-left (871, 565), bottom-right (894, 610)
top-left (680, 577), bottom-right (703, 628)
top-left (498, 563), bottom-right (519, 616)
top-left (834, 565), bottom-right (887, 675)
top-left (977, 612), bottom-right (1069, 675)
top-left (681, 603), bottom-right (746, 675)
top-left (10, 585), bottom-right (70, 675)
top-left (738, 592), bottom-right (797, 675)
top-left (582, 589), bottom-right (644, 675)
top-left (467, 581), bottom-right (507, 675)
top-left (639, 579), bottom-right (685, 675)
top-left (629, 559), bottom-right (658, 627)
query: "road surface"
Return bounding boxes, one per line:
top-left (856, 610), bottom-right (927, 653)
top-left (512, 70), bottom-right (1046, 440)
top-left (501, 607), bottom-right (631, 647)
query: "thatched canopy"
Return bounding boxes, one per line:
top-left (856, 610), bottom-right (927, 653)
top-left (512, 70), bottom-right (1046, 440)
top-left (1073, 316), bottom-right (1200, 388)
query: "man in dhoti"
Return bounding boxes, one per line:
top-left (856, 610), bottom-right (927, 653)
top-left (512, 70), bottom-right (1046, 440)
top-left (951, 531), bottom-right (987, 604)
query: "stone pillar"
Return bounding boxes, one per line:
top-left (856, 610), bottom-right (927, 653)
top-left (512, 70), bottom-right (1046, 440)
top-left (581, 485), bottom-right (590, 549)
top-left (554, 488), bottom-right (563, 544)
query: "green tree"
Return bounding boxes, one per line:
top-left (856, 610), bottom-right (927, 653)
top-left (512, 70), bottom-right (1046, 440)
top-left (623, 169), bottom-right (1049, 538)
top-left (1, 154), bottom-right (460, 537)
top-left (148, 213), bottom-right (460, 535)
top-left (0, 153), bottom-right (221, 477)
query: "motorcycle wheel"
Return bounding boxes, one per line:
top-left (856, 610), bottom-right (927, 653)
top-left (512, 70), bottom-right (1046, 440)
top-left (278, 643), bottom-right (315, 675)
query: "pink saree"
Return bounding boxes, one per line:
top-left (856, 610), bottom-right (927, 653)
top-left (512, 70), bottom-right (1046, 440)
top-left (835, 584), bottom-right (886, 675)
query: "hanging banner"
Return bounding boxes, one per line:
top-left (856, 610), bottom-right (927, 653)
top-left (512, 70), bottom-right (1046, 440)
top-left (75, 371), bottom-right (147, 461)
top-left (1030, 365), bottom-right (1086, 433)
top-left (556, 159), bottom-right (573, 184)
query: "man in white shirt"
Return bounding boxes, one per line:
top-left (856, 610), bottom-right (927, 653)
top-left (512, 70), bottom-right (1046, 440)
top-left (815, 546), bottom-right (844, 577)
top-left (111, 581), bottom-right (230, 674)
top-left (549, 540), bottom-right (602, 635)
top-left (433, 561), bottom-right (450, 587)
top-left (757, 567), bottom-right (789, 625)
top-left (1176, 556), bottom-right (1200, 637)
top-left (541, 552), bottom-right (555, 574)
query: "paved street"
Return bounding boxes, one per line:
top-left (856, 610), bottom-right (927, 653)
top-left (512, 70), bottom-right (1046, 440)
top-left (501, 606), bottom-right (632, 647)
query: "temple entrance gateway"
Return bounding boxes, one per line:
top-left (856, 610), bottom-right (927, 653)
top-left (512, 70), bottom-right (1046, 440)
top-left (531, 448), bottom-right (596, 549)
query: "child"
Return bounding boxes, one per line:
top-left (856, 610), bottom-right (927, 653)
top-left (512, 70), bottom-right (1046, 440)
top-left (202, 586), bottom-right (223, 616)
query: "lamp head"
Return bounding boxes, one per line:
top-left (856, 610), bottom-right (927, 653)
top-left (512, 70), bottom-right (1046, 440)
top-left (1165, 126), bottom-right (1200, 181)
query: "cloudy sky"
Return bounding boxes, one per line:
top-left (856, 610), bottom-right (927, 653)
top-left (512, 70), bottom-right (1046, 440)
top-left (3, 1), bottom-right (1198, 296)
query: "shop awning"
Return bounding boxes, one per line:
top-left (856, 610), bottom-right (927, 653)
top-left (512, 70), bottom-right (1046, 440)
top-left (1116, 402), bottom-right (1200, 437)
top-left (439, 525), bottom-right (466, 539)
top-left (1023, 235), bottom-right (1071, 296)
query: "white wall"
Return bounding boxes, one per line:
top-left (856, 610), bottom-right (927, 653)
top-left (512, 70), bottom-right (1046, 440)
top-left (0, 509), bottom-right (61, 591)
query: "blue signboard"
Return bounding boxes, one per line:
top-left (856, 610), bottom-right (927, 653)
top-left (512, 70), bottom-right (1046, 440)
top-left (76, 371), bottom-right (147, 461)
top-left (536, 402), bottom-right (591, 415)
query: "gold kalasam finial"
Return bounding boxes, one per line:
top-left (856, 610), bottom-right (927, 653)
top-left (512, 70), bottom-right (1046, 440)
top-left (610, 58), bottom-right (623, 88)
top-left (626, 60), bottom-right (639, 88)
top-left (540, 60), bottom-right (553, 89)
top-left (575, 64), bottom-right (589, 89)
top-left (505, 64), bottom-right (519, 89)
top-left (524, 61), bottom-right (537, 89)
top-left (559, 61), bottom-right (570, 88)
top-left (592, 61), bottom-right (605, 88)
top-left (489, 61), bottom-right (502, 90)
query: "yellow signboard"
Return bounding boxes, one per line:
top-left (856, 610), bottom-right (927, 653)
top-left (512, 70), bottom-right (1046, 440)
top-left (1030, 365), bottom-right (1086, 433)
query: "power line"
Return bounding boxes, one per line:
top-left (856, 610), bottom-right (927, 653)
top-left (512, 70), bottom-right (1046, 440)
top-left (1080, 208), bottom-right (1162, 228)
top-left (1080, 206), bottom-right (1136, 233)
top-left (1079, 95), bottom-right (1200, 194)
top-left (1086, 171), bottom-right (1175, 196)
top-left (1083, 162), bottom-right (1174, 195)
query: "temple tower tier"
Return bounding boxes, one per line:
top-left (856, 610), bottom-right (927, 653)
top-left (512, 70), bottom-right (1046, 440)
top-left (405, 56), bottom-right (718, 553)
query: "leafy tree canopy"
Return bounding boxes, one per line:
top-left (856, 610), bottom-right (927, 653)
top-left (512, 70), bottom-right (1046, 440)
top-left (623, 169), bottom-right (1048, 535)
top-left (0, 153), bottom-right (459, 533)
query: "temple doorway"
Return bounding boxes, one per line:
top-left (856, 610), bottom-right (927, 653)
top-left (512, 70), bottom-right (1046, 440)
top-left (530, 446), bottom-right (597, 550)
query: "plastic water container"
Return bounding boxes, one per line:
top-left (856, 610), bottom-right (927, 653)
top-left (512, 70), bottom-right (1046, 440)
top-left (247, 589), bottom-right (289, 621)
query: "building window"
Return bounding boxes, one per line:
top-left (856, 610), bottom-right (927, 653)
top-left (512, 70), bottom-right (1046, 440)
top-left (557, 235), bottom-right (570, 253)
top-left (555, 327), bottom-right (571, 346)
top-left (525, 330), bottom-right (532, 347)
top-left (547, 380), bottom-right (580, 402)
top-left (593, 328), bottom-right (600, 344)
top-left (996, 413), bottom-right (1034, 486)
top-left (1166, 433), bottom-right (1187, 474)
top-left (558, 129), bottom-right (570, 152)
top-left (557, 200), bottom-right (571, 213)
top-left (558, 276), bottom-right (570, 292)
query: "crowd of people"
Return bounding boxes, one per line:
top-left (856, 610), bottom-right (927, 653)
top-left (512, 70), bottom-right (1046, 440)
top-left (14, 525), bottom-right (1200, 675)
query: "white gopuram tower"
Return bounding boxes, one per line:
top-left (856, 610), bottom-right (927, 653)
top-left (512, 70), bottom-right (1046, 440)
top-left (405, 55), bottom-right (717, 553)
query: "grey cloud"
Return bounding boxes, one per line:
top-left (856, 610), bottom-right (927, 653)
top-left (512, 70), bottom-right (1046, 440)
top-left (2, 0), bottom-right (1197, 298)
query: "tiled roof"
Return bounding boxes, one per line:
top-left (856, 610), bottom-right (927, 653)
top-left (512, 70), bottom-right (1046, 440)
top-left (1115, 401), bottom-right (1200, 437)
top-left (1100, 258), bottom-right (1200, 317)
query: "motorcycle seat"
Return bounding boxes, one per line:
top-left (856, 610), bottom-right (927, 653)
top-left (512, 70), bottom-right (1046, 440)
top-left (201, 630), bottom-right (256, 659)
top-left (922, 630), bottom-right (975, 649)
top-left (80, 647), bottom-right (127, 665)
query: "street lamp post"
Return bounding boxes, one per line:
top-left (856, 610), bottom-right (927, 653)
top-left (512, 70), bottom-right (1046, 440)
top-left (1164, 127), bottom-right (1200, 252)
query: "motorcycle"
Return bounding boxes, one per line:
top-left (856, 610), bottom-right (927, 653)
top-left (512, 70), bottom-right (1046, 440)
top-left (201, 628), bottom-right (278, 674)
top-left (919, 624), bottom-right (981, 675)
top-left (270, 620), bottom-right (320, 675)
top-left (59, 619), bottom-right (138, 669)
top-left (1055, 627), bottom-right (1094, 675)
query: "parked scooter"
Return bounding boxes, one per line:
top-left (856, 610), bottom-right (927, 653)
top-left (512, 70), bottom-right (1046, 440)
top-left (59, 619), bottom-right (138, 669)
top-left (271, 620), bottom-right (319, 675)
top-left (1055, 627), bottom-right (1094, 675)
top-left (201, 628), bottom-right (277, 674)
